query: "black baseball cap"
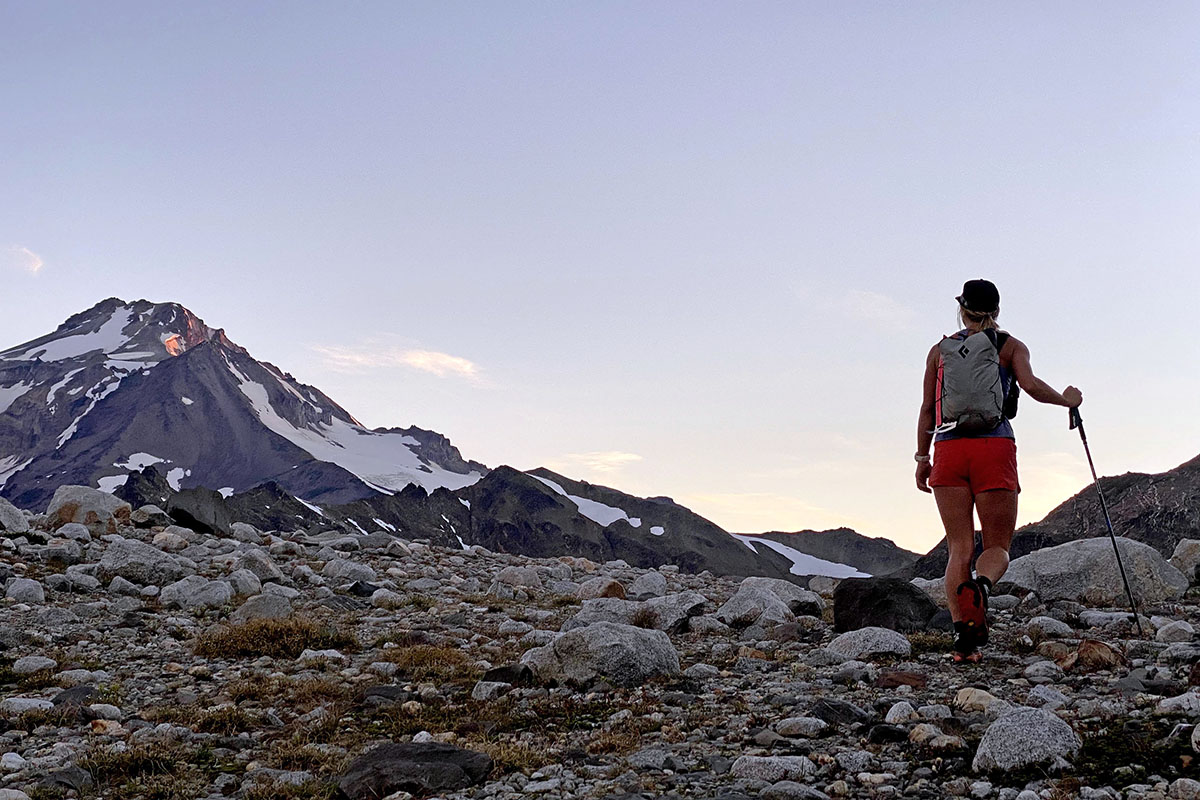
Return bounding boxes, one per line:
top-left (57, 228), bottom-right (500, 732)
top-left (957, 279), bottom-right (1000, 314)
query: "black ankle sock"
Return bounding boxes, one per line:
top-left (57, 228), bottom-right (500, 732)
top-left (976, 575), bottom-right (992, 594)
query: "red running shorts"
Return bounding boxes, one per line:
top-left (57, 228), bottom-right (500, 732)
top-left (929, 437), bottom-right (1020, 494)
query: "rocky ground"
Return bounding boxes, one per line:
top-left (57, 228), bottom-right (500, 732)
top-left (1, 488), bottom-right (1198, 800)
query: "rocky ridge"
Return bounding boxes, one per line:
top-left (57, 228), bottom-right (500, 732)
top-left (1, 489), bottom-right (1199, 800)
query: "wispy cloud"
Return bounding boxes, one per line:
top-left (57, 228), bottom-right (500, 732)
top-left (562, 451), bottom-right (643, 474)
top-left (313, 344), bottom-right (481, 381)
top-left (5, 246), bottom-right (44, 275)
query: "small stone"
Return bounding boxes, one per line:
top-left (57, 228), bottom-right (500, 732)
top-left (470, 681), bottom-right (510, 701)
top-left (1028, 616), bottom-right (1073, 639)
top-left (775, 717), bottom-right (828, 737)
top-left (684, 663), bottom-right (720, 680)
top-left (885, 701), bottom-right (917, 724)
top-left (955, 687), bottom-right (999, 713)
top-left (1023, 660), bottom-right (1064, 684)
top-left (370, 589), bottom-right (406, 609)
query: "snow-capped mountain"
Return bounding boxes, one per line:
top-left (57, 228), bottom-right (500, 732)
top-left (1, 297), bottom-right (878, 582)
top-left (0, 298), bottom-right (484, 508)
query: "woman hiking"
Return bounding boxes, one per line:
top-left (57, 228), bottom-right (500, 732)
top-left (915, 279), bottom-right (1082, 662)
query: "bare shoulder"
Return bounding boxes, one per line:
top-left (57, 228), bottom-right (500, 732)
top-left (925, 342), bottom-right (941, 368)
top-left (1001, 333), bottom-right (1029, 369)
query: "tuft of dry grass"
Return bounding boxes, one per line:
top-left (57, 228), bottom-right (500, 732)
top-left (381, 644), bottom-right (481, 684)
top-left (476, 739), bottom-right (551, 773)
top-left (194, 616), bottom-right (358, 659)
top-left (629, 606), bottom-right (659, 629)
top-left (243, 779), bottom-right (337, 800)
top-left (586, 727), bottom-right (643, 755)
top-left (907, 630), bottom-right (954, 656)
top-left (265, 737), bottom-right (351, 774)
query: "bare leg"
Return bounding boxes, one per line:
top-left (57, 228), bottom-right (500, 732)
top-left (974, 489), bottom-right (1018, 585)
top-left (934, 486), bottom-right (975, 623)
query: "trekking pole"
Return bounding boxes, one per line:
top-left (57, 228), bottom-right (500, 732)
top-left (1069, 407), bottom-right (1144, 637)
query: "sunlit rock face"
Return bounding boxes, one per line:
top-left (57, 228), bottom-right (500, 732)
top-left (0, 298), bottom-right (485, 509)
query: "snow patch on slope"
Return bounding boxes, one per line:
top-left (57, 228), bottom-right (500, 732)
top-left (531, 475), bottom-right (639, 528)
top-left (0, 382), bottom-right (34, 414)
top-left (13, 308), bottom-right (135, 362)
top-left (731, 534), bottom-right (870, 579)
top-left (228, 361), bottom-right (481, 495)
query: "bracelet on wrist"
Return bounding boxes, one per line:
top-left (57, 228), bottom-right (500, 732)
top-left (914, 452), bottom-right (931, 463)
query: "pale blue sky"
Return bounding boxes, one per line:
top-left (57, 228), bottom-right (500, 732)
top-left (3, 2), bottom-right (1198, 553)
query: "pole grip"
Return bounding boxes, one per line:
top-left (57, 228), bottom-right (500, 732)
top-left (1069, 406), bottom-right (1082, 431)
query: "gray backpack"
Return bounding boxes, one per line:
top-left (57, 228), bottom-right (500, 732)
top-left (936, 329), bottom-right (1015, 435)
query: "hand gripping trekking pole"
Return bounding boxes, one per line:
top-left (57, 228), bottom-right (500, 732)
top-left (1069, 407), bottom-right (1144, 637)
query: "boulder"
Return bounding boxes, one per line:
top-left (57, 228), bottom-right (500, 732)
top-left (833, 577), bottom-right (939, 633)
top-left (166, 487), bottom-right (231, 535)
top-left (45, 485), bottom-right (131, 534)
top-left (98, 537), bottom-right (187, 585)
top-left (230, 593), bottom-right (292, 623)
top-left (972, 707), bottom-right (1081, 772)
top-left (56, 523), bottom-right (91, 542)
top-left (322, 558), bottom-right (376, 584)
top-left (562, 592), bottom-right (707, 634)
top-left (1170, 539), bottom-right (1200, 584)
top-left (729, 755), bottom-right (816, 782)
top-left (5, 578), bottom-right (45, 604)
top-left (1001, 537), bottom-right (1187, 605)
top-left (827, 627), bottom-right (912, 660)
top-left (337, 742), bottom-right (492, 799)
top-left (520, 621), bottom-right (680, 686)
top-left (159, 576), bottom-right (234, 610)
top-left (495, 566), bottom-right (542, 588)
top-left (0, 497), bottom-right (29, 534)
top-left (229, 522), bottom-right (264, 544)
top-left (130, 505), bottom-right (171, 528)
top-left (628, 570), bottom-right (668, 600)
top-left (238, 549), bottom-right (285, 583)
top-left (716, 577), bottom-right (825, 629)
top-left (576, 577), bottom-right (626, 600)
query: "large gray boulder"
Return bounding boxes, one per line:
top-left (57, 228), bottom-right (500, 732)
top-left (98, 537), bottom-right (188, 585)
top-left (827, 626), bottom-right (912, 660)
top-left (972, 707), bottom-right (1081, 772)
top-left (716, 577), bottom-right (825, 628)
top-left (159, 576), bottom-right (234, 610)
top-left (520, 621), bottom-right (680, 686)
top-left (561, 592), bottom-right (708, 634)
top-left (46, 486), bottom-right (131, 534)
top-left (322, 558), bottom-right (376, 584)
top-left (0, 497), bottom-right (29, 534)
top-left (237, 549), bottom-right (285, 583)
top-left (1002, 537), bottom-right (1187, 605)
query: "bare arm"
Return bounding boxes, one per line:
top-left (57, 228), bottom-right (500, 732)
top-left (1007, 338), bottom-right (1082, 408)
top-left (915, 345), bottom-right (939, 492)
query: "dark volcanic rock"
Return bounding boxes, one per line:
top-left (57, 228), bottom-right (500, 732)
top-left (336, 741), bottom-right (492, 799)
top-left (832, 577), bottom-right (939, 633)
top-left (461, 466), bottom-right (797, 580)
top-left (168, 487), bottom-right (233, 536)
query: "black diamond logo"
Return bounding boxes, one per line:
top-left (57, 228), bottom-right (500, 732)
top-left (958, 345), bottom-right (970, 358)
